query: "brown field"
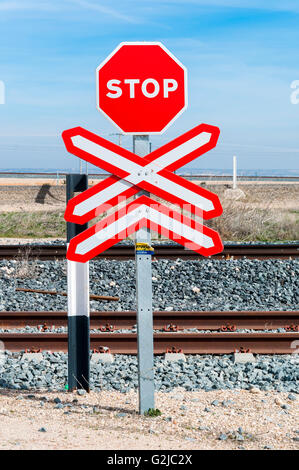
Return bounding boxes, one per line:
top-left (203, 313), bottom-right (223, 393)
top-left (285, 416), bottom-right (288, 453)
top-left (0, 182), bottom-right (298, 241)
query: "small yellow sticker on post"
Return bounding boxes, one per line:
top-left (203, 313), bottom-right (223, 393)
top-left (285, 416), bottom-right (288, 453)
top-left (135, 243), bottom-right (155, 255)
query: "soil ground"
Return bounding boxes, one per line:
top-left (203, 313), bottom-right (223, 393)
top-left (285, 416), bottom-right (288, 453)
top-left (0, 388), bottom-right (298, 450)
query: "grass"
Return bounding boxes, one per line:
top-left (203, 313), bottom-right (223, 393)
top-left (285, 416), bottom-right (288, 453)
top-left (13, 246), bottom-right (38, 279)
top-left (0, 183), bottom-right (298, 242)
top-left (203, 183), bottom-right (299, 242)
top-left (0, 211), bottom-right (65, 238)
top-left (0, 207), bottom-right (298, 242)
top-left (144, 408), bottom-right (162, 417)
top-left (208, 202), bottom-right (299, 242)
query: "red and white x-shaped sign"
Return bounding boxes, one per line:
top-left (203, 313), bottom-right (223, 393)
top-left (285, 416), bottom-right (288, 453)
top-left (63, 124), bottom-right (223, 262)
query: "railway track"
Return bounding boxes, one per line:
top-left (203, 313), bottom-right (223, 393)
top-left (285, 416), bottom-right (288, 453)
top-left (1, 172), bottom-right (299, 182)
top-left (1, 332), bottom-right (297, 354)
top-left (0, 310), bottom-right (298, 354)
top-left (0, 310), bottom-right (298, 330)
top-left (1, 243), bottom-right (298, 260)
top-left (1, 245), bottom-right (298, 355)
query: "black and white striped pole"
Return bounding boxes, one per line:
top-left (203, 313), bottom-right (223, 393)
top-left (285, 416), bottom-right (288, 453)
top-left (66, 174), bottom-right (90, 392)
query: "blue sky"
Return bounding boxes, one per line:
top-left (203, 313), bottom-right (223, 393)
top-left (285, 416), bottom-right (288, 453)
top-left (0, 0), bottom-right (298, 172)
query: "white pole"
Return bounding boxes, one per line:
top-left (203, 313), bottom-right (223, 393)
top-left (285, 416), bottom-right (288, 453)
top-left (233, 155), bottom-right (237, 189)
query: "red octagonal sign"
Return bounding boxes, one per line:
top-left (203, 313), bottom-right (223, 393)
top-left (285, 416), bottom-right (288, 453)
top-left (96, 42), bottom-right (188, 134)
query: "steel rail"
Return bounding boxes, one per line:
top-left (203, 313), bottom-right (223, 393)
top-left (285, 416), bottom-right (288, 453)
top-left (0, 243), bottom-right (298, 260)
top-left (0, 332), bottom-right (297, 354)
top-left (1, 172), bottom-right (299, 182)
top-left (0, 310), bottom-right (298, 330)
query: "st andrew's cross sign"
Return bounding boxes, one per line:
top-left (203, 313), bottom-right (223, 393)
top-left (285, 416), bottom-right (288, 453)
top-left (63, 124), bottom-right (223, 262)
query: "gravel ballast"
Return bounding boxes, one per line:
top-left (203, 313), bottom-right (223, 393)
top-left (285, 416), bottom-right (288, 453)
top-left (0, 243), bottom-right (298, 450)
top-left (0, 327), bottom-right (293, 333)
top-left (0, 353), bottom-right (298, 393)
top-left (0, 257), bottom-right (298, 311)
top-left (0, 249), bottom-right (298, 396)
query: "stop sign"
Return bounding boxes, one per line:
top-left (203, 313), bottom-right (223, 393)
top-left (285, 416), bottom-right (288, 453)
top-left (96, 42), bottom-right (187, 134)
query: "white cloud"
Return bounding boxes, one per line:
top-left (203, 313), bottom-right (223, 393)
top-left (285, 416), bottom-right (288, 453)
top-left (146, 0), bottom-right (299, 13)
top-left (0, 0), bottom-right (141, 22)
top-left (67, 0), bottom-right (141, 23)
top-left (1, 0), bottom-right (299, 16)
top-left (0, 1), bottom-right (57, 11)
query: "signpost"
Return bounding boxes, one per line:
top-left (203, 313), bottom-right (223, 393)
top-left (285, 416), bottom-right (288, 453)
top-left (133, 135), bottom-right (155, 413)
top-left (233, 155), bottom-right (237, 189)
top-left (63, 42), bottom-right (223, 413)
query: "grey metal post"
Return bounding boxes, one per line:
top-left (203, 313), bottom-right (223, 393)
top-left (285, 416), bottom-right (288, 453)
top-left (66, 174), bottom-right (90, 392)
top-left (133, 135), bottom-right (155, 414)
top-left (233, 155), bottom-right (237, 190)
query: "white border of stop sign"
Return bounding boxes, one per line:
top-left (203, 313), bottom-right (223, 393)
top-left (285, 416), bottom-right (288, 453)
top-left (96, 41), bottom-right (188, 135)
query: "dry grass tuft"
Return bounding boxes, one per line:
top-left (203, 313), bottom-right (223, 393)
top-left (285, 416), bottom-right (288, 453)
top-left (208, 201), bottom-right (299, 241)
top-left (206, 184), bottom-right (299, 242)
top-left (13, 247), bottom-right (38, 279)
